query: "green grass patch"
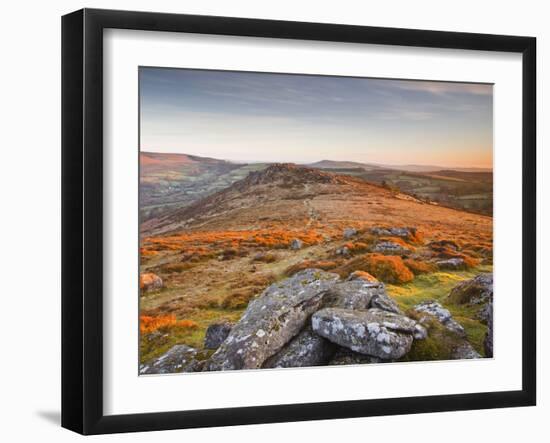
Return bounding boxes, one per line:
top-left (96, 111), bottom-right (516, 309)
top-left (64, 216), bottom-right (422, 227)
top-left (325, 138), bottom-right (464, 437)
top-left (140, 308), bottom-right (244, 364)
top-left (400, 316), bottom-right (463, 362)
top-left (388, 265), bottom-right (491, 359)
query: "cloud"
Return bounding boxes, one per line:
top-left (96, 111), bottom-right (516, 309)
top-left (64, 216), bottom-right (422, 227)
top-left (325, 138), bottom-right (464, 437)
top-left (391, 80), bottom-right (493, 96)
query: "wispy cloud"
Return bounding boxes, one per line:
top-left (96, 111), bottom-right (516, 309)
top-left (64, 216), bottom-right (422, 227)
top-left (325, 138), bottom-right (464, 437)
top-left (139, 68), bottom-right (493, 168)
top-left (391, 80), bottom-right (493, 96)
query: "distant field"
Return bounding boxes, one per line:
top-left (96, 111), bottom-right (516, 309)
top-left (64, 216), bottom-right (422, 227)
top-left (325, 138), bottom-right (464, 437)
top-left (139, 152), bottom-right (269, 222)
top-left (320, 167), bottom-right (493, 216)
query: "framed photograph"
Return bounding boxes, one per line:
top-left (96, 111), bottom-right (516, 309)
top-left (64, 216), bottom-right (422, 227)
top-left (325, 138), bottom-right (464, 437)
top-left (62, 8), bottom-right (536, 435)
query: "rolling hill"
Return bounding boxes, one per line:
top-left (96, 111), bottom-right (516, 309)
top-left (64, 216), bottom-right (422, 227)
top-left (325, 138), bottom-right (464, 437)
top-left (139, 151), bottom-right (268, 221)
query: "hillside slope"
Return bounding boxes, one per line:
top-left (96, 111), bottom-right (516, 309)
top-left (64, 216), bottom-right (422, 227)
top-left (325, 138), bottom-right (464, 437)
top-left (142, 163), bottom-right (492, 244)
top-left (139, 151), bottom-right (268, 221)
top-left (139, 164), bottom-right (493, 367)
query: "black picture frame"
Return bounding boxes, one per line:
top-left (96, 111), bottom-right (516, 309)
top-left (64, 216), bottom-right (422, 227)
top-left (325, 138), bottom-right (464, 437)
top-left (61, 8), bottom-right (537, 435)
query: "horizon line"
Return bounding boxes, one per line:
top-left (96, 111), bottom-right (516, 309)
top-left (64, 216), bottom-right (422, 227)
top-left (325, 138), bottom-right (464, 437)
top-left (140, 150), bottom-right (493, 171)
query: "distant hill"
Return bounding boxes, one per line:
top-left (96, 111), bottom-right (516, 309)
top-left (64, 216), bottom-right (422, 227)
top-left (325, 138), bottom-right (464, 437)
top-left (140, 151), bottom-right (268, 221)
top-left (308, 159), bottom-right (491, 173)
top-left (307, 160), bottom-right (381, 171)
top-left (382, 164), bottom-right (492, 173)
top-left (139, 153), bottom-right (493, 230)
top-left (140, 162), bottom-right (493, 236)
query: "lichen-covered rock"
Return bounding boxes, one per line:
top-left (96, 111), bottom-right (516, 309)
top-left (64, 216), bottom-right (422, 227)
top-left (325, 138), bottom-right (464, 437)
top-left (262, 327), bottom-right (336, 368)
top-left (343, 228), bottom-right (358, 239)
top-left (428, 239), bottom-right (460, 252)
top-left (320, 275), bottom-right (401, 315)
top-left (290, 239), bottom-right (303, 250)
top-left (413, 323), bottom-right (428, 340)
top-left (322, 279), bottom-right (385, 310)
top-left (414, 301), bottom-right (466, 338)
top-left (451, 342), bottom-right (481, 359)
top-left (311, 308), bottom-right (416, 359)
top-left (373, 241), bottom-right (412, 255)
top-left (328, 348), bottom-right (387, 365)
top-left (436, 258), bottom-right (466, 270)
top-left (370, 290), bottom-right (402, 314)
top-left (484, 300), bottom-right (493, 357)
top-left (444, 319), bottom-right (466, 337)
top-left (335, 246), bottom-right (350, 256)
top-left (204, 322), bottom-right (234, 349)
top-left (140, 272), bottom-right (163, 292)
top-left (204, 269), bottom-right (340, 371)
top-left (140, 345), bottom-right (198, 374)
top-left (370, 226), bottom-right (417, 239)
top-left (447, 273), bottom-right (493, 305)
top-left (478, 301), bottom-right (492, 324)
top-left (415, 300), bottom-right (451, 322)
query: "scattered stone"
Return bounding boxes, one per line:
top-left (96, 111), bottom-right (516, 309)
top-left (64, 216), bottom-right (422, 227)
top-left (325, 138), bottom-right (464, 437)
top-left (140, 345), bottom-right (198, 374)
top-left (484, 300), bottom-right (493, 357)
top-left (311, 308), bottom-right (416, 359)
top-left (370, 226), bottom-right (417, 239)
top-left (414, 301), bottom-right (466, 338)
top-left (373, 241), bottom-right (412, 255)
top-left (140, 272), bottom-right (163, 292)
top-left (436, 258), bottom-right (466, 270)
top-left (415, 301), bottom-right (452, 322)
top-left (335, 246), bottom-right (350, 256)
top-left (328, 348), bottom-right (387, 365)
top-left (451, 342), bottom-right (481, 360)
top-left (204, 269), bottom-right (339, 371)
top-left (204, 322), bottom-right (234, 349)
top-left (444, 319), bottom-right (467, 337)
top-left (290, 239), bottom-right (303, 250)
top-left (413, 323), bottom-right (428, 340)
top-left (447, 273), bottom-right (493, 305)
top-left (262, 327), bottom-right (336, 368)
top-left (343, 228), bottom-right (358, 239)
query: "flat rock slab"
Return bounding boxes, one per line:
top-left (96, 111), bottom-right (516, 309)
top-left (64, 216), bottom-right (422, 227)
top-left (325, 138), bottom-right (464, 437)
top-left (263, 327), bottom-right (335, 368)
top-left (319, 276), bottom-right (401, 314)
top-left (205, 269), bottom-right (340, 371)
top-left (436, 258), bottom-right (466, 270)
top-left (322, 279), bottom-right (385, 310)
top-left (312, 307), bottom-right (416, 360)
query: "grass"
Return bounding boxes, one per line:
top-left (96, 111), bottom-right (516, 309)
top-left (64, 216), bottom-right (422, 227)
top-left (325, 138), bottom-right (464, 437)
top-left (400, 314), bottom-right (463, 362)
top-left (284, 259), bottom-right (340, 276)
top-left (387, 264), bottom-right (492, 358)
top-left (140, 308), bottom-right (244, 364)
top-left (139, 214), bottom-right (493, 365)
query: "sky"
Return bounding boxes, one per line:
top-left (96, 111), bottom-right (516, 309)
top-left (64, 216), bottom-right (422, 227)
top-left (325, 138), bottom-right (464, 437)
top-left (139, 67), bottom-right (493, 168)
